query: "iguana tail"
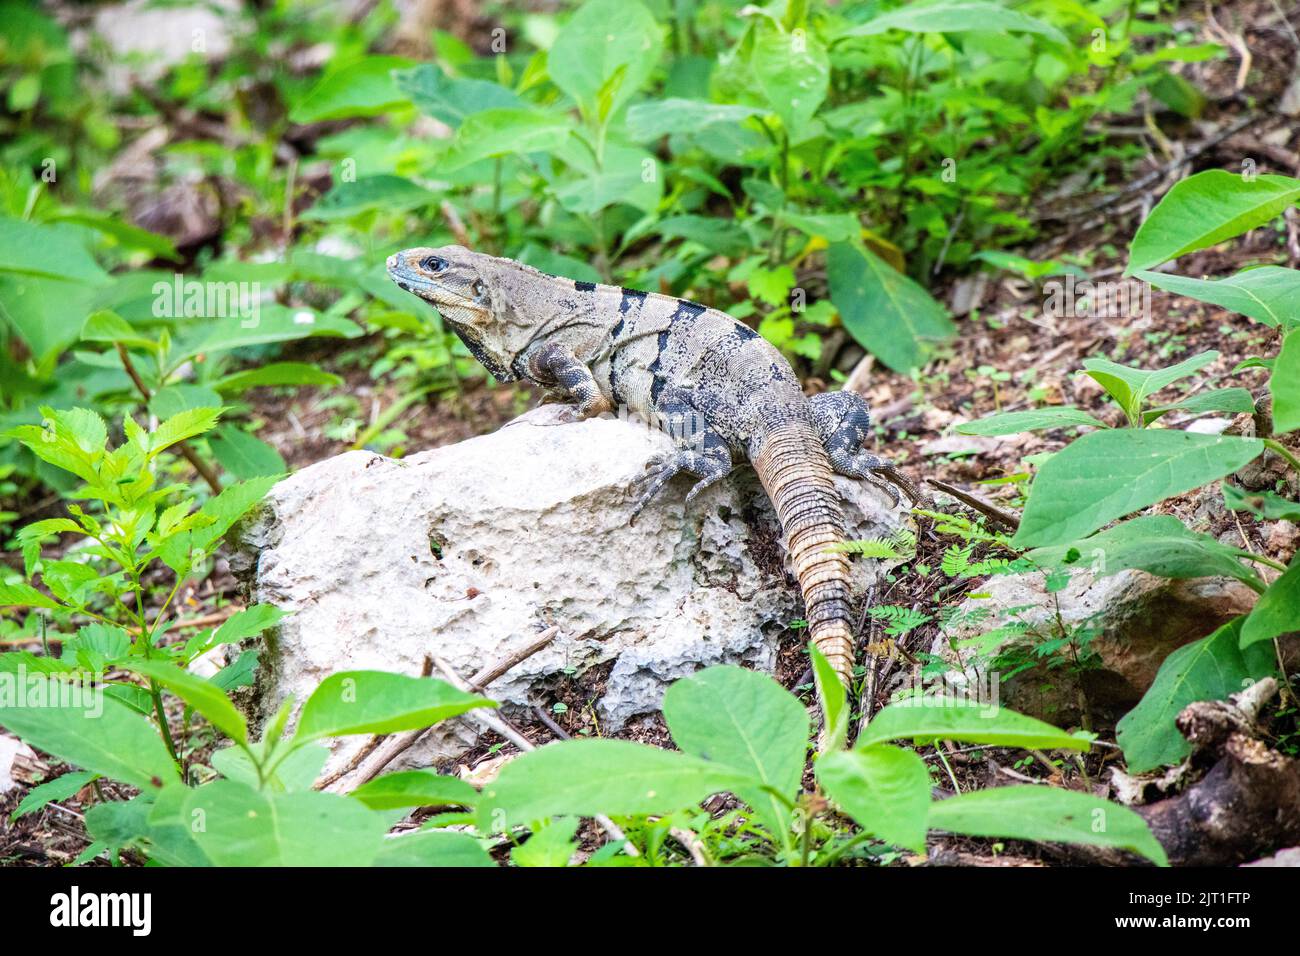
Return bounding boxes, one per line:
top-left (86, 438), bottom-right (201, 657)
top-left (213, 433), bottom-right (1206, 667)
top-left (752, 419), bottom-right (856, 688)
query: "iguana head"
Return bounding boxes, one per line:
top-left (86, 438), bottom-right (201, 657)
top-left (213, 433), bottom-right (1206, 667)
top-left (387, 245), bottom-right (550, 382)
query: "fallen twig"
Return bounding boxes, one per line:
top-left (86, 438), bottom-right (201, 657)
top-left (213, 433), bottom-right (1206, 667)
top-left (926, 478), bottom-right (1022, 533)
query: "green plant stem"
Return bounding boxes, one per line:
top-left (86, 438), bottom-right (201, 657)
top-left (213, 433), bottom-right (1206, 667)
top-left (934, 743), bottom-right (961, 794)
top-left (1264, 439), bottom-right (1300, 475)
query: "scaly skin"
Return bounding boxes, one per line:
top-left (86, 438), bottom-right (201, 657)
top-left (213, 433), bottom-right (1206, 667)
top-left (386, 245), bottom-right (921, 688)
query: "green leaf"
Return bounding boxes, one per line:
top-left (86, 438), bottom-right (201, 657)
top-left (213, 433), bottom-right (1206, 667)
top-left (0, 579), bottom-right (64, 610)
top-left (1136, 266), bottom-right (1300, 330)
top-left (625, 99), bottom-right (766, 141)
top-left (859, 700), bottom-right (1089, 751)
top-left (0, 693), bottom-right (178, 790)
top-left (1028, 514), bottom-right (1265, 590)
top-left (810, 643), bottom-right (848, 753)
top-left (662, 665), bottom-right (809, 833)
top-left (0, 217), bottom-right (107, 283)
top-left (957, 407), bottom-right (1106, 436)
top-left (211, 741), bottom-right (328, 792)
top-left (49, 211), bottom-right (181, 262)
top-left (511, 818), bottom-right (579, 868)
top-left (393, 64), bottom-right (520, 127)
top-left (183, 780), bottom-right (388, 866)
top-left (349, 770), bottom-right (479, 811)
top-left (79, 309), bottom-right (157, 350)
top-left (442, 108), bottom-right (575, 170)
top-left (209, 649), bottom-right (259, 693)
top-left (1273, 330), bottom-right (1300, 434)
top-left (549, 0), bottom-right (662, 122)
top-left (816, 745), bottom-right (930, 853)
top-left (929, 787), bottom-right (1167, 866)
top-left (653, 215), bottom-right (751, 257)
top-left (148, 384), bottom-right (224, 420)
top-left (212, 604), bottom-right (288, 646)
top-left (301, 175), bottom-right (437, 222)
top-left (213, 362), bottom-right (343, 394)
top-left (1126, 171), bottom-right (1300, 274)
top-left (828, 241), bottom-right (955, 374)
top-left (479, 739), bottom-right (750, 831)
top-left (0, 272), bottom-right (97, 364)
top-left (10, 770), bottom-right (97, 822)
top-left (209, 424), bottom-right (286, 479)
top-left (191, 474), bottom-right (283, 550)
top-left (294, 671), bottom-right (492, 743)
top-left (1240, 558), bottom-right (1300, 649)
top-left (1081, 350), bottom-right (1218, 422)
top-left (1223, 484), bottom-right (1300, 522)
top-left (290, 56), bottom-right (414, 123)
top-left (751, 23), bottom-right (830, 132)
top-left (1142, 387), bottom-right (1255, 424)
top-left (840, 1), bottom-right (1067, 43)
top-left (374, 830), bottom-right (495, 867)
top-left (120, 658), bottom-right (248, 744)
top-left (1012, 430), bottom-right (1264, 548)
top-left (146, 406), bottom-right (223, 459)
top-left (1117, 617), bottom-right (1274, 772)
top-left (179, 302), bottom-right (362, 357)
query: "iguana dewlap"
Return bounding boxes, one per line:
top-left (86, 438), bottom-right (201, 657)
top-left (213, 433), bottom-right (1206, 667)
top-left (387, 245), bottom-right (919, 687)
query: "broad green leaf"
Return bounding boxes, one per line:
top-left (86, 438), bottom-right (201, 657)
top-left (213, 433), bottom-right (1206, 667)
top-left (192, 474), bottom-right (284, 550)
top-left (0, 579), bottom-right (64, 610)
top-left (1126, 171), bottom-right (1300, 274)
top-left (209, 424), bottom-right (287, 479)
top-left (290, 56), bottom-right (413, 123)
top-left (479, 739), bottom-right (750, 831)
top-left (1117, 617), bottom-right (1274, 771)
top-left (49, 211), bottom-right (180, 262)
top-left (810, 643), bottom-right (848, 753)
top-left (553, 144), bottom-right (661, 215)
top-left (1240, 559), bottom-right (1300, 649)
top-left (374, 830), bottom-right (495, 867)
top-left (294, 671), bottom-right (492, 743)
top-left (79, 309), bottom-right (157, 350)
top-left (212, 604), bottom-right (289, 646)
top-left (1028, 514), bottom-right (1265, 590)
top-left (1273, 330), bottom-right (1300, 434)
top-left (211, 741), bottom-right (328, 792)
top-left (179, 302), bottom-right (362, 357)
top-left (121, 658), bottom-right (248, 744)
top-left (145, 406), bottom-right (222, 459)
top-left (0, 217), bottom-right (107, 283)
top-left (662, 665), bottom-right (809, 833)
top-left (214, 362), bottom-right (343, 393)
top-left (183, 780), bottom-right (387, 866)
top-left (957, 407), bottom-right (1106, 436)
top-left (10, 770), bottom-right (97, 822)
top-left (816, 745), bottom-right (930, 853)
top-left (1142, 387), bottom-right (1255, 424)
top-left (209, 649), bottom-right (259, 693)
top-left (625, 99), bottom-right (766, 141)
top-left (929, 787), bottom-right (1167, 866)
top-left (393, 63), bottom-right (520, 127)
top-left (349, 770), bottom-right (479, 811)
top-left (840, 1), bottom-right (1067, 43)
top-left (859, 700), bottom-right (1089, 751)
top-left (1223, 484), bottom-right (1300, 522)
top-left (301, 175), bottom-right (437, 222)
top-left (0, 272), bottom-right (97, 363)
top-left (511, 818), bottom-right (579, 867)
top-left (1012, 430), bottom-right (1264, 548)
top-left (1136, 266), bottom-right (1300, 330)
top-left (442, 109), bottom-right (575, 170)
top-left (1081, 350), bottom-right (1217, 422)
top-left (0, 693), bottom-right (178, 790)
top-left (84, 796), bottom-right (153, 856)
top-left (142, 784), bottom-right (213, 866)
top-left (828, 241), bottom-right (955, 373)
top-left (549, 0), bottom-right (662, 121)
top-left (751, 23), bottom-right (830, 132)
top-left (148, 384), bottom-right (223, 419)
top-left (653, 215), bottom-right (751, 257)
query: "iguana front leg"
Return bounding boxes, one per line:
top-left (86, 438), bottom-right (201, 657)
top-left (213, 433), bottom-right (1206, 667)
top-left (628, 386), bottom-right (733, 524)
top-left (810, 391), bottom-right (924, 506)
top-left (527, 341), bottom-right (614, 419)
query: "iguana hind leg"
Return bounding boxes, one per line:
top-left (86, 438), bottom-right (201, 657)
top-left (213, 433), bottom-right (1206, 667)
top-left (628, 389), bottom-right (733, 524)
top-left (809, 391), bottom-right (924, 506)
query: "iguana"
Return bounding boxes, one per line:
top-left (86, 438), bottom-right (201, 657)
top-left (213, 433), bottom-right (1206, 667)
top-left (387, 246), bottom-right (921, 688)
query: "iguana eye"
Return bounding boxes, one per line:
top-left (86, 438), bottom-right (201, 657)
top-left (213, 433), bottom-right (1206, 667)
top-left (419, 255), bottom-right (448, 273)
